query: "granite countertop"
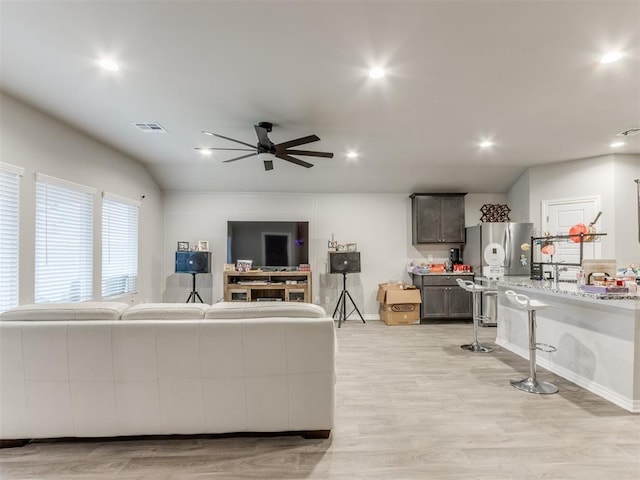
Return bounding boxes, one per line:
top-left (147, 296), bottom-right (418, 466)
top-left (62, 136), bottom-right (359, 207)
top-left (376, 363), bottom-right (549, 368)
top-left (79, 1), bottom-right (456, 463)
top-left (497, 277), bottom-right (640, 301)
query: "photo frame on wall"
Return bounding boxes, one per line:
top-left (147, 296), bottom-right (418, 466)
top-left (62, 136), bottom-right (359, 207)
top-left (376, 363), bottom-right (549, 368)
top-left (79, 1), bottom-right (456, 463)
top-left (177, 241), bottom-right (189, 251)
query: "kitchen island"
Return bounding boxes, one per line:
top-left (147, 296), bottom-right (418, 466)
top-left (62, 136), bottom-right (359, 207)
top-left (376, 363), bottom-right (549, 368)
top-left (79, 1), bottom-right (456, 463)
top-left (496, 278), bottom-right (640, 412)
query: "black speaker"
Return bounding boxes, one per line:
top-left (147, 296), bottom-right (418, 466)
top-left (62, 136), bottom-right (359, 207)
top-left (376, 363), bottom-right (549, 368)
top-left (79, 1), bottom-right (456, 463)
top-left (175, 251), bottom-right (211, 274)
top-left (329, 252), bottom-right (361, 274)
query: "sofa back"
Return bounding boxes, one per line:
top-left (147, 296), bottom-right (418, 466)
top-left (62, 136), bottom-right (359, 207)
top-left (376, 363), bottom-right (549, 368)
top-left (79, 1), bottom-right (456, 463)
top-left (0, 302), bottom-right (335, 440)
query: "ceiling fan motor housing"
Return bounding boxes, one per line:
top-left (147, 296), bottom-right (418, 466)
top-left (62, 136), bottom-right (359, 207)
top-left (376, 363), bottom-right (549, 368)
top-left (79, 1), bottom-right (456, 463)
top-left (256, 121), bottom-right (273, 132)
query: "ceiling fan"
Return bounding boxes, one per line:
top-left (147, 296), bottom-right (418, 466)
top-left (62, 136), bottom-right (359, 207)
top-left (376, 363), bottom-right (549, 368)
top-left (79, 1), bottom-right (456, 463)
top-left (195, 122), bottom-right (333, 171)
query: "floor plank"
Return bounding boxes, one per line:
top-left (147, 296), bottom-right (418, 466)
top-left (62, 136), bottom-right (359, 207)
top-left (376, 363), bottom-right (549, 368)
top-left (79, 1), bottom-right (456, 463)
top-left (1, 320), bottom-right (639, 479)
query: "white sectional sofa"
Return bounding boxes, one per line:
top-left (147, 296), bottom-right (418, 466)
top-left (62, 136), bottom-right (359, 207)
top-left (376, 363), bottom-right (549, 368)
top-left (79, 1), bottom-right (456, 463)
top-left (0, 301), bottom-right (335, 445)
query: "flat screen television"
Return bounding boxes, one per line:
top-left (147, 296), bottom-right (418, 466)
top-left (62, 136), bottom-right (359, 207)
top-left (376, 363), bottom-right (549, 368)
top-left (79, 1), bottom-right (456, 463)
top-left (227, 221), bottom-right (309, 270)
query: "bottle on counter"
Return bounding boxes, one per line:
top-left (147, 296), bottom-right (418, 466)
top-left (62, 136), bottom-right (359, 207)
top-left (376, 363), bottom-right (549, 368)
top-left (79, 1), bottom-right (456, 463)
top-left (623, 268), bottom-right (637, 293)
top-left (576, 268), bottom-right (585, 286)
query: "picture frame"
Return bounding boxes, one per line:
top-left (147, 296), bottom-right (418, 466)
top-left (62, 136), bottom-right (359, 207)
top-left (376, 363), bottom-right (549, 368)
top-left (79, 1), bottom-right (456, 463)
top-left (223, 263), bottom-right (236, 272)
top-left (236, 259), bottom-right (253, 272)
top-left (177, 241), bottom-right (190, 252)
top-left (198, 240), bottom-right (209, 252)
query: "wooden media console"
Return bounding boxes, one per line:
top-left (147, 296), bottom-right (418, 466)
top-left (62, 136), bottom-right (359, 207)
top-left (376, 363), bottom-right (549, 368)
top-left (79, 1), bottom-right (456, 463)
top-left (223, 270), bottom-right (312, 303)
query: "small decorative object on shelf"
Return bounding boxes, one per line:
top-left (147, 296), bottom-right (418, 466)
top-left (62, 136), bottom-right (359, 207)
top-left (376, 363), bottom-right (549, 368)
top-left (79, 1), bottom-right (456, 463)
top-left (327, 234), bottom-right (357, 253)
top-left (223, 263), bottom-right (235, 271)
top-left (480, 204), bottom-right (511, 222)
top-left (177, 241), bottom-right (189, 251)
top-left (197, 240), bottom-right (209, 251)
top-left (236, 259), bottom-right (252, 272)
top-left (299, 263), bottom-right (311, 271)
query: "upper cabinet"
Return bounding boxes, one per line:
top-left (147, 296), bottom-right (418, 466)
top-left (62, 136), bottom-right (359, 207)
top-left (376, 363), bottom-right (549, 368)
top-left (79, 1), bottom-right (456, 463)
top-left (411, 193), bottom-right (466, 244)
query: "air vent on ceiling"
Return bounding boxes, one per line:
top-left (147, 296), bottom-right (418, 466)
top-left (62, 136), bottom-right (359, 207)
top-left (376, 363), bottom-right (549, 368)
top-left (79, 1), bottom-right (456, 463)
top-left (615, 128), bottom-right (640, 137)
top-left (132, 122), bottom-right (168, 133)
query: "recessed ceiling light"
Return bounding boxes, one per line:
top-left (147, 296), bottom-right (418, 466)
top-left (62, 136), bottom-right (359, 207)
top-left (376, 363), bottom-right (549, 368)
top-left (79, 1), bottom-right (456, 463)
top-left (610, 141), bottom-right (625, 148)
top-left (96, 57), bottom-right (120, 72)
top-left (479, 140), bottom-right (493, 148)
top-left (369, 68), bottom-right (385, 79)
top-left (600, 51), bottom-right (623, 64)
top-left (194, 148), bottom-right (213, 156)
top-left (346, 151), bottom-right (359, 159)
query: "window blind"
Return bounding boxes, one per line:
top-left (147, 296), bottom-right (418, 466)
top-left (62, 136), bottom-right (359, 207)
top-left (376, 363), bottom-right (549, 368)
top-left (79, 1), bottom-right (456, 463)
top-left (102, 193), bottom-right (139, 298)
top-left (0, 164), bottom-right (23, 312)
top-left (35, 174), bottom-right (94, 303)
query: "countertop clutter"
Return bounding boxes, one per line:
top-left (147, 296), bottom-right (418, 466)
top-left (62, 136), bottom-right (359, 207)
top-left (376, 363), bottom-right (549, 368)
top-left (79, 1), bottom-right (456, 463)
top-left (409, 263), bottom-right (473, 275)
top-left (413, 272), bottom-right (474, 276)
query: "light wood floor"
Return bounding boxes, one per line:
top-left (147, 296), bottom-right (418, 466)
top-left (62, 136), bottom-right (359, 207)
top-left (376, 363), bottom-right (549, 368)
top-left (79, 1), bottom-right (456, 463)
top-left (1, 320), bottom-right (639, 479)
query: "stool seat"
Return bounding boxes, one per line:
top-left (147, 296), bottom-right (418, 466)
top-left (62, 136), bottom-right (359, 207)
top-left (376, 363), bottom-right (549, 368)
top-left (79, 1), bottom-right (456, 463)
top-left (504, 290), bottom-right (558, 395)
top-left (457, 279), bottom-right (492, 294)
top-left (505, 290), bottom-right (550, 311)
top-left (457, 278), bottom-right (493, 353)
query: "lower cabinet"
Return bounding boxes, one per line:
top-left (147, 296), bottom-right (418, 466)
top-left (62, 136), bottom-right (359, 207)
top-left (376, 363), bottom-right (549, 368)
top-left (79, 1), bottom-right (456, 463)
top-left (412, 274), bottom-right (473, 320)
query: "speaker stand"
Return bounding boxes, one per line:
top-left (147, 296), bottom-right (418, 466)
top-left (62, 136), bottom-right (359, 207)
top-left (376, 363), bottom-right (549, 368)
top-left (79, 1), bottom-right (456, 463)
top-left (332, 272), bottom-right (365, 328)
top-left (186, 273), bottom-right (204, 303)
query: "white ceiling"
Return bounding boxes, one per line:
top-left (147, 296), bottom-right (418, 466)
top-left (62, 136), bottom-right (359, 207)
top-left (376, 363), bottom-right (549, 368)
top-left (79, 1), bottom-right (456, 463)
top-left (1, 0), bottom-right (639, 193)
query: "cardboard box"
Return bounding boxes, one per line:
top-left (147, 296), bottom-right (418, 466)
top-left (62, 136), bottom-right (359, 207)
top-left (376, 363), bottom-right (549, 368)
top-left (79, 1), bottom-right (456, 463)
top-left (378, 304), bottom-right (421, 325)
top-left (376, 283), bottom-right (422, 325)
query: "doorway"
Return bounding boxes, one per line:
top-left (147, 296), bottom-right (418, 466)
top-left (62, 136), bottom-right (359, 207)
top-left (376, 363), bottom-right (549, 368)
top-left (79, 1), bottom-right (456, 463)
top-left (542, 196), bottom-right (601, 277)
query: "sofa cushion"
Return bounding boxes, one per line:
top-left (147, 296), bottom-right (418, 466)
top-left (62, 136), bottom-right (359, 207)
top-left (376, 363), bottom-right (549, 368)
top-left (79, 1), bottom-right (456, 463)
top-left (205, 301), bottom-right (327, 319)
top-left (0, 302), bottom-right (130, 321)
top-left (121, 303), bottom-right (208, 320)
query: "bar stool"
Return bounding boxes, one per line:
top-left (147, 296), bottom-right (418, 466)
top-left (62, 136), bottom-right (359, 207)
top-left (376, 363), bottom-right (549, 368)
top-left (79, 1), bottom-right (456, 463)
top-left (504, 290), bottom-right (558, 394)
top-left (456, 279), bottom-right (494, 353)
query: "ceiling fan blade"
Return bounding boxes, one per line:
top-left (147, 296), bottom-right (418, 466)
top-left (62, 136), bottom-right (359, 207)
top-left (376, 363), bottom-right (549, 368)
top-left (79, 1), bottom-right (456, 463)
top-left (275, 134), bottom-right (320, 149)
top-left (263, 159), bottom-right (274, 171)
top-left (285, 149), bottom-right (334, 158)
top-left (276, 153), bottom-right (314, 168)
top-left (254, 124), bottom-right (272, 147)
top-left (194, 147), bottom-right (255, 152)
top-left (202, 131), bottom-right (256, 149)
top-left (223, 152), bottom-right (259, 163)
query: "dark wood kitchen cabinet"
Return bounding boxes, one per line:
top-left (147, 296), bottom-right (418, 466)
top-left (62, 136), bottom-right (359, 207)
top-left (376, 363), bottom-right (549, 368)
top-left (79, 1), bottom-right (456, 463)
top-left (412, 274), bottom-right (473, 320)
top-left (410, 193), bottom-right (466, 244)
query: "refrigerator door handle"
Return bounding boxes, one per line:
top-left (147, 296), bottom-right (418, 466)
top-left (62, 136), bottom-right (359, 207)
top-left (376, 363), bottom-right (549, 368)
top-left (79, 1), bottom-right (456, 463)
top-left (504, 226), bottom-right (511, 268)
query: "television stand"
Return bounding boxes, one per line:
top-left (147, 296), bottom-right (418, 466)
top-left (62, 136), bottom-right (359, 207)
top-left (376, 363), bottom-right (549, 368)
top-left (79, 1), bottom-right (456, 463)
top-left (223, 270), bottom-right (312, 303)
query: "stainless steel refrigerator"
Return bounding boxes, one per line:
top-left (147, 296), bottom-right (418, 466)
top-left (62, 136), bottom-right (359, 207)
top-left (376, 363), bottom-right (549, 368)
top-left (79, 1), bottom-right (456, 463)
top-left (463, 222), bottom-right (534, 325)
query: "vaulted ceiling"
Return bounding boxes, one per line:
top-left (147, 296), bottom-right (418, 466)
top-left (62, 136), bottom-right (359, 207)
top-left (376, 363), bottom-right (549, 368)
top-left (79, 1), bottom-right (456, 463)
top-left (1, 0), bottom-right (639, 193)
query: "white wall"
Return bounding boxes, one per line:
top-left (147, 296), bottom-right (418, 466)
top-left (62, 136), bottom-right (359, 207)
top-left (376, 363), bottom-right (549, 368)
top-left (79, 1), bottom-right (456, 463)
top-left (163, 191), bottom-right (505, 315)
top-left (506, 170), bottom-right (530, 223)
top-left (513, 154), bottom-right (640, 268)
top-left (464, 193), bottom-right (508, 226)
top-left (1, 92), bottom-right (164, 305)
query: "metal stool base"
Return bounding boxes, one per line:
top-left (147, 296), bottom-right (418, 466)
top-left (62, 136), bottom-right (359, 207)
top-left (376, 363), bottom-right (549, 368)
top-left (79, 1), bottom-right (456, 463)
top-left (510, 377), bottom-right (558, 395)
top-left (461, 342), bottom-right (493, 353)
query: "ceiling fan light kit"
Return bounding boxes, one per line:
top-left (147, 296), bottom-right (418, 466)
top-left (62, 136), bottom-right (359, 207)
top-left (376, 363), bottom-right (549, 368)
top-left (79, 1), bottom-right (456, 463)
top-left (196, 122), bottom-right (333, 171)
